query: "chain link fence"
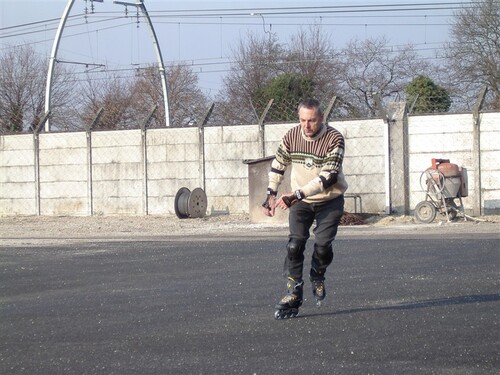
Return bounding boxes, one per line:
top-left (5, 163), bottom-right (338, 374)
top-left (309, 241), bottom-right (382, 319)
top-left (1, 95), bottom-right (499, 217)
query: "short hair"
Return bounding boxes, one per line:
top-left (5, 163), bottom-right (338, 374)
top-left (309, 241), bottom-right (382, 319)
top-left (298, 98), bottom-right (323, 116)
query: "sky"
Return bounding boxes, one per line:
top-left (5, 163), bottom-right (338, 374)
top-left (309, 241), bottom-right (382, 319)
top-left (0, 0), bottom-right (468, 97)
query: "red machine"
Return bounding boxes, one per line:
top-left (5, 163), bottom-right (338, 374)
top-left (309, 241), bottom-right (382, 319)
top-left (414, 158), bottom-right (468, 223)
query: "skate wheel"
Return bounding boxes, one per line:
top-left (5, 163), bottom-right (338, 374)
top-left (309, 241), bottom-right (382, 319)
top-left (274, 308), bottom-right (300, 319)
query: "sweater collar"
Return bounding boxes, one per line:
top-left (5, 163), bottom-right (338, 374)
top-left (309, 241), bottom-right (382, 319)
top-left (301, 123), bottom-right (326, 141)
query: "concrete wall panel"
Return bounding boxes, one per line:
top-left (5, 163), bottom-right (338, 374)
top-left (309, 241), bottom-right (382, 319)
top-left (0, 166), bottom-right (34, 183)
top-left (1, 111), bottom-right (499, 216)
top-left (0, 198), bottom-right (36, 215)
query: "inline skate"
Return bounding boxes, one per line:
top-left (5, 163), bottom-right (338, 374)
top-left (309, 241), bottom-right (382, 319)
top-left (310, 276), bottom-right (326, 307)
top-left (274, 277), bottom-right (303, 319)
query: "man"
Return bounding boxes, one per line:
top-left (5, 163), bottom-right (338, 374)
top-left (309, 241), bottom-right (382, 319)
top-left (262, 98), bottom-right (348, 319)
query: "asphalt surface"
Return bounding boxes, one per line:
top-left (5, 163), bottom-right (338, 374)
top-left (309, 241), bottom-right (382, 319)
top-left (1, 229), bottom-right (499, 374)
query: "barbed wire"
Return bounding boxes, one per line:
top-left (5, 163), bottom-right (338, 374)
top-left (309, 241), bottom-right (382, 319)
top-left (0, 91), bottom-right (487, 136)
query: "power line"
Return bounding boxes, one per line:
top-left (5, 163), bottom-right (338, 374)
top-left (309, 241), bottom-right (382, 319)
top-left (145, 2), bottom-right (470, 15)
top-left (0, 15), bottom-right (126, 39)
top-left (0, 16), bottom-right (74, 32)
top-left (0, 1), bottom-right (463, 42)
top-left (1, 1), bottom-right (468, 32)
top-left (39, 38), bottom-right (448, 79)
top-left (0, 1), bottom-right (460, 90)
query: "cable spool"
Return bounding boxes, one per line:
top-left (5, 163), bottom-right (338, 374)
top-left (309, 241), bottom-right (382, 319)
top-left (174, 187), bottom-right (207, 219)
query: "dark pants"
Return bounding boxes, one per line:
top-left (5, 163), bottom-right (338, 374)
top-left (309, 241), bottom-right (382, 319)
top-left (286, 195), bottom-right (344, 280)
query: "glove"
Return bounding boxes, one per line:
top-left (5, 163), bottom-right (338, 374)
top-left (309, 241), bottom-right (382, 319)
top-left (282, 190), bottom-right (304, 208)
top-left (262, 189), bottom-right (277, 209)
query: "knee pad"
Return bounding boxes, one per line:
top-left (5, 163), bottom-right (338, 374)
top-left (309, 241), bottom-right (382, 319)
top-left (313, 243), bottom-right (333, 265)
top-left (287, 238), bottom-right (306, 258)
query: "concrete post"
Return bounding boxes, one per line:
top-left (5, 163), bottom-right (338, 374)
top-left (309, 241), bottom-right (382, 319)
top-left (199, 104), bottom-right (214, 191)
top-left (140, 106), bottom-right (157, 215)
top-left (33, 112), bottom-right (50, 215)
top-left (387, 102), bottom-right (409, 215)
top-left (33, 132), bottom-right (40, 215)
top-left (258, 99), bottom-right (274, 158)
top-left (472, 87), bottom-right (488, 216)
top-left (85, 108), bottom-right (102, 216)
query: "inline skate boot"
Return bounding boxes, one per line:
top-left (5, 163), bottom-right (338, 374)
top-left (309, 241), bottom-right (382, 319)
top-left (310, 274), bottom-right (326, 307)
top-left (274, 277), bottom-right (303, 319)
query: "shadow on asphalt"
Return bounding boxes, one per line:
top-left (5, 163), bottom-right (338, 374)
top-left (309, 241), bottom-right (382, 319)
top-left (302, 293), bottom-right (500, 318)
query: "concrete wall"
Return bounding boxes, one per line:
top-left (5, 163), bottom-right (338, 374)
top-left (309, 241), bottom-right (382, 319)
top-left (0, 110), bottom-right (499, 217)
top-left (204, 125), bottom-right (261, 214)
top-left (407, 112), bottom-right (500, 216)
top-left (334, 119), bottom-right (385, 213)
top-left (39, 132), bottom-right (88, 215)
top-left (0, 134), bottom-right (36, 215)
top-left (147, 127), bottom-right (201, 215)
top-left (408, 114), bottom-right (475, 213)
top-left (91, 130), bottom-right (144, 215)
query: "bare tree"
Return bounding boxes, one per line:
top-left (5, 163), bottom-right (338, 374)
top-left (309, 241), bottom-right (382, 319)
top-left (80, 72), bottom-right (135, 130)
top-left (79, 63), bottom-right (209, 129)
top-left (215, 28), bottom-right (436, 123)
top-left (216, 26), bottom-right (346, 125)
top-left (0, 47), bottom-right (29, 133)
top-left (215, 32), bottom-right (284, 125)
top-left (48, 62), bottom-right (80, 131)
top-left (0, 45), bottom-right (73, 133)
top-left (337, 37), bottom-right (430, 117)
top-left (133, 64), bottom-right (209, 127)
top-left (444, 0), bottom-right (500, 110)
top-left (284, 24), bottom-right (342, 98)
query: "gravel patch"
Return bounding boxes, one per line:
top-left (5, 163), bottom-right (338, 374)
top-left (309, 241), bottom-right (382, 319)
top-left (1, 213), bottom-right (498, 242)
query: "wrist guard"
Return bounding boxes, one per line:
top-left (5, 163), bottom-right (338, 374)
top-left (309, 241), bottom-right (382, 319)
top-left (282, 190), bottom-right (304, 208)
top-left (262, 189), bottom-right (277, 209)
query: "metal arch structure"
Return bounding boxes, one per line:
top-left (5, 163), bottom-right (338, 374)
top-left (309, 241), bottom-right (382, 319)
top-left (114, 0), bottom-right (171, 127)
top-left (44, 0), bottom-right (171, 131)
top-left (44, 0), bottom-right (75, 132)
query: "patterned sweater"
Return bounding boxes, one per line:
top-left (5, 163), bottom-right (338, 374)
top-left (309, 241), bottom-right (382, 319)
top-left (268, 124), bottom-right (348, 203)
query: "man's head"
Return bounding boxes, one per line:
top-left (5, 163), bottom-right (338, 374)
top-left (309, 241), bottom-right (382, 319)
top-left (298, 98), bottom-right (323, 138)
